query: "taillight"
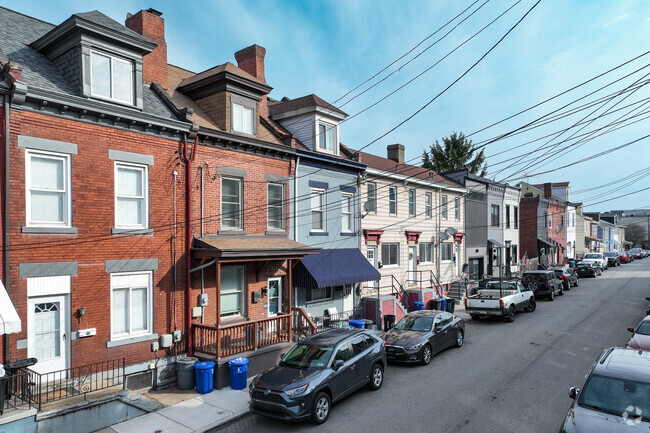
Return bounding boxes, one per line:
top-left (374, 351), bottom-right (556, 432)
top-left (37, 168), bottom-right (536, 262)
top-left (383, 340), bottom-right (386, 346)
top-left (560, 275), bottom-right (567, 279)
top-left (464, 298), bottom-right (467, 307)
top-left (499, 300), bottom-right (504, 309)
top-left (544, 284), bottom-right (548, 288)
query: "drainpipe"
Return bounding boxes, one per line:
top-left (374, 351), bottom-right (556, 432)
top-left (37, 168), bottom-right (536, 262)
top-left (292, 156), bottom-right (300, 308)
top-left (184, 136), bottom-right (198, 355)
top-left (199, 163), bottom-right (209, 324)
top-left (3, 95), bottom-right (9, 363)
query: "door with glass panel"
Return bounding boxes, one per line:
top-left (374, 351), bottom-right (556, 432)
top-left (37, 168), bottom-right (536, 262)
top-left (267, 277), bottom-right (282, 316)
top-left (409, 246), bottom-right (417, 285)
top-left (367, 247), bottom-right (378, 290)
top-left (28, 295), bottom-right (68, 374)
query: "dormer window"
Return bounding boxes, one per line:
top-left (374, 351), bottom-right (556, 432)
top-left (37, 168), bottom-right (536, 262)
top-left (232, 102), bottom-right (254, 135)
top-left (317, 122), bottom-right (337, 154)
top-left (90, 51), bottom-right (134, 105)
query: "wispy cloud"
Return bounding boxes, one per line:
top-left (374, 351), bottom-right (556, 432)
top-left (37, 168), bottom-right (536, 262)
top-left (603, 14), bottom-right (629, 27)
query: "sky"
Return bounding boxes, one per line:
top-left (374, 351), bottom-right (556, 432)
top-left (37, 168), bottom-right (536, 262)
top-left (3, 0), bottom-right (650, 212)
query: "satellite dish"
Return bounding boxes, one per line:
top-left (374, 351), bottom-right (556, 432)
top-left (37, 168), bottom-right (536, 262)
top-left (446, 227), bottom-right (458, 235)
top-left (363, 202), bottom-right (373, 212)
top-left (556, 225), bottom-right (564, 231)
top-left (439, 231), bottom-right (450, 240)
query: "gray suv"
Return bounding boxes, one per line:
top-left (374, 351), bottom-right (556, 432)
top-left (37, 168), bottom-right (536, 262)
top-left (249, 328), bottom-right (386, 424)
top-left (560, 347), bottom-right (650, 432)
top-left (522, 270), bottom-right (563, 300)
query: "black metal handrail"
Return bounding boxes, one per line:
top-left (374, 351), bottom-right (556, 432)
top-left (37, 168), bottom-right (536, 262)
top-left (311, 306), bottom-right (365, 331)
top-left (1, 370), bottom-right (33, 415)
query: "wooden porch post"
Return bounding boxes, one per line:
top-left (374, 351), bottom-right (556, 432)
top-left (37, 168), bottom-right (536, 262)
top-left (288, 259), bottom-right (292, 340)
top-left (216, 260), bottom-right (221, 358)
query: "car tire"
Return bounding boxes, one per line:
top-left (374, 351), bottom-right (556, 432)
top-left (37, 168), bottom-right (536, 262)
top-left (505, 305), bottom-right (515, 322)
top-left (525, 298), bottom-right (536, 312)
top-left (368, 364), bottom-right (383, 391)
top-left (311, 392), bottom-right (331, 424)
top-left (564, 281), bottom-right (570, 291)
top-left (421, 345), bottom-right (432, 366)
top-left (548, 290), bottom-right (555, 301)
top-left (574, 278), bottom-right (579, 287)
top-left (558, 284), bottom-right (564, 296)
top-left (455, 330), bottom-right (464, 348)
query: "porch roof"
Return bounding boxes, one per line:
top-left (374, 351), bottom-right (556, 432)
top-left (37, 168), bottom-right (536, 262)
top-left (192, 235), bottom-right (319, 260)
top-left (294, 248), bottom-right (381, 289)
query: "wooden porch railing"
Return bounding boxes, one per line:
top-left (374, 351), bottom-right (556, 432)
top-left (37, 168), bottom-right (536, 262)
top-left (291, 307), bottom-right (317, 337)
top-left (193, 314), bottom-right (291, 358)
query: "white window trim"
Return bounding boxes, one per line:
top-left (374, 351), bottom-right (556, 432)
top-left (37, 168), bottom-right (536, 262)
top-left (231, 102), bottom-right (255, 135)
top-left (389, 186), bottom-right (398, 216)
top-left (382, 243), bottom-right (400, 268)
top-left (425, 192), bottom-right (432, 218)
top-left (441, 243), bottom-right (454, 262)
top-left (455, 197), bottom-right (461, 221)
top-left (221, 177), bottom-right (243, 230)
top-left (25, 149), bottom-right (72, 228)
top-left (316, 121), bottom-right (338, 155)
top-left (408, 189), bottom-right (416, 217)
top-left (90, 50), bottom-right (134, 105)
top-left (110, 271), bottom-right (153, 341)
top-left (311, 188), bottom-right (326, 232)
top-left (419, 242), bottom-right (433, 264)
top-left (220, 265), bottom-right (246, 318)
top-left (341, 192), bottom-right (353, 233)
top-left (267, 183), bottom-right (285, 231)
top-left (367, 182), bottom-right (377, 214)
top-left (441, 195), bottom-right (448, 220)
top-left (114, 161), bottom-right (149, 230)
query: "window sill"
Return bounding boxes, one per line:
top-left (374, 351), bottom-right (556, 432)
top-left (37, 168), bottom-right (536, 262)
top-left (309, 231), bottom-right (329, 236)
top-left (383, 264), bottom-right (399, 269)
top-left (112, 228), bottom-right (154, 235)
top-left (340, 232), bottom-right (356, 237)
top-left (107, 333), bottom-right (158, 348)
top-left (218, 230), bottom-right (247, 235)
top-left (265, 230), bottom-right (288, 236)
top-left (219, 314), bottom-right (247, 326)
top-left (22, 226), bottom-right (77, 234)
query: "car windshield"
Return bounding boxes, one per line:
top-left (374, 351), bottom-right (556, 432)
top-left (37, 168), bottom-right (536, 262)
top-left (394, 316), bottom-right (434, 332)
top-left (524, 274), bottom-right (547, 282)
top-left (553, 270), bottom-right (565, 276)
top-left (585, 254), bottom-right (601, 259)
top-left (604, 253), bottom-right (616, 257)
top-left (280, 343), bottom-right (333, 370)
top-left (636, 321), bottom-right (650, 335)
top-left (578, 374), bottom-right (650, 421)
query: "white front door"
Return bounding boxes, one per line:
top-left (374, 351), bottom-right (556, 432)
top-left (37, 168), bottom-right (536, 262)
top-left (455, 244), bottom-right (462, 277)
top-left (28, 295), bottom-right (68, 374)
top-left (267, 277), bottom-right (282, 316)
top-left (409, 246), bottom-right (417, 285)
top-left (367, 247), bottom-right (378, 289)
top-left (342, 285), bottom-right (354, 312)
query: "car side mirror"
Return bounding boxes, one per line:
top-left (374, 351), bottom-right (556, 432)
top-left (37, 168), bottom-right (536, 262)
top-left (434, 324), bottom-right (442, 332)
top-left (568, 387), bottom-right (579, 399)
top-left (646, 297), bottom-right (650, 301)
top-left (627, 327), bottom-right (635, 333)
top-left (280, 353), bottom-right (285, 360)
top-left (333, 359), bottom-right (345, 371)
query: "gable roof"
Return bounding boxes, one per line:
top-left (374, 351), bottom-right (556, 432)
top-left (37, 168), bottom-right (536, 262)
top-left (268, 94), bottom-right (347, 118)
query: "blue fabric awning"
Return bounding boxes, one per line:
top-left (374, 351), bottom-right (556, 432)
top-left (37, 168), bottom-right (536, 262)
top-left (293, 248), bottom-right (381, 289)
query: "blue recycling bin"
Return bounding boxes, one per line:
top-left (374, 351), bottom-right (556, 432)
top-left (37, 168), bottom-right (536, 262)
top-left (348, 319), bottom-right (365, 329)
top-left (228, 357), bottom-right (249, 390)
top-left (194, 361), bottom-right (215, 394)
top-left (437, 298), bottom-right (446, 312)
top-left (413, 301), bottom-right (425, 311)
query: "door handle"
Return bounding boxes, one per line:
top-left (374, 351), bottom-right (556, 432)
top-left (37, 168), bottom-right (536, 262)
top-left (62, 333), bottom-right (66, 341)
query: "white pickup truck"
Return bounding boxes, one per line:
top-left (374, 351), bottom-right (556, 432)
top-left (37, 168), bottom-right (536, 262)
top-left (464, 280), bottom-right (536, 322)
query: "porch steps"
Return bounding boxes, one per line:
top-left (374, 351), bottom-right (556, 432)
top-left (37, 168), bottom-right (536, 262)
top-left (447, 281), bottom-right (466, 302)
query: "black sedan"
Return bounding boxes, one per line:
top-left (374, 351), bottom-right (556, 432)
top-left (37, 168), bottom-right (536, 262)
top-left (381, 310), bottom-right (464, 365)
top-left (603, 252), bottom-right (620, 267)
top-left (575, 262), bottom-right (601, 278)
top-left (249, 328), bottom-right (386, 424)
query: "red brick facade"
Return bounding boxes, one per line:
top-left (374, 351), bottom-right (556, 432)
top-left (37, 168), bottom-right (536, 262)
top-left (519, 196), bottom-right (540, 260)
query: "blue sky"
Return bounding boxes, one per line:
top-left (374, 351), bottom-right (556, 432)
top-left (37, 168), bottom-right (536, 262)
top-left (4, 0), bottom-right (650, 212)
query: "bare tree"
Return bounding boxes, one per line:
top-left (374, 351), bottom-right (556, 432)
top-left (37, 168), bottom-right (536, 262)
top-left (625, 223), bottom-right (646, 247)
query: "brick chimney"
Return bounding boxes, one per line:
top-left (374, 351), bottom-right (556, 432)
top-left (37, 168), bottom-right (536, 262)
top-left (387, 144), bottom-right (405, 164)
top-left (235, 44), bottom-right (268, 117)
top-left (125, 9), bottom-right (167, 90)
top-left (543, 182), bottom-right (553, 199)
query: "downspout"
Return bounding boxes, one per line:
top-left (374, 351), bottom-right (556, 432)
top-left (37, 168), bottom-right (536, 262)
top-left (184, 136), bottom-right (198, 355)
top-left (293, 156), bottom-right (300, 308)
top-left (3, 95), bottom-right (9, 363)
top-left (200, 163), bottom-right (208, 324)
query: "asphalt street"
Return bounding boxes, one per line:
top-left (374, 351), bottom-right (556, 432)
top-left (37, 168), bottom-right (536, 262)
top-left (213, 260), bottom-right (650, 433)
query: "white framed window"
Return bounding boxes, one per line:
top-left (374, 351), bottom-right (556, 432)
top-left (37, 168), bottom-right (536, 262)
top-left (306, 286), bottom-right (333, 303)
top-left (455, 197), bottom-right (461, 221)
top-left (419, 242), bottom-right (433, 263)
top-left (425, 192), bottom-right (432, 218)
top-left (90, 51), bottom-right (133, 104)
top-left (342, 193), bottom-right (353, 232)
top-left (317, 122), bottom-right (336, 153)
top-left (232, 102), bottom-right (254, 135)
top-left (514, 207), bottom-right (519, 229)
top-left (505, 204), bottom-right (511, 228)
top-left (367, 182), bottom-right (377, 213)
top-left (267, 183), bottom-right (284, 230)
top-left (26, 150), bottom-right (71, 227)
top-left (491, 204), bottom-right (500, 227)
top-left (111, 272), bottom-right (153, 340)
top-left (115, 162), bottom-right (148, 229)
top-left (381, 243), bottom-right (400, 267)
top-left (389, 186), bottom-right (397, 215)
top-left (311, 189), bottom-right (326, 231)
top-left (220, 266), bottom-right (245, 317)
top-left (222, 177), bottom-right (243, 229)
top-left (408, 189), bottom-right (416, 217)
top-left (441, 195), bottom-right (448, 219)
top-left (441, 242), bottom-right (453, 261)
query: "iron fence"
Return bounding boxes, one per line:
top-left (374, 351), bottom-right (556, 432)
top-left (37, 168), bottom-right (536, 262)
top-left (1, 370), bottom-right (33, 415)
top-left (310, 306), bottom-right (365, 332)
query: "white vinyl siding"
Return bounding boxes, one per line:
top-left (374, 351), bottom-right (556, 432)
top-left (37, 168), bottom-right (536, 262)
top-left (267, 183), bottom-right (284, 230)
top-left (222, 177), bottom-right (243, 229)
top-left (26, 150), bottom-right (71, 227)
top-left (90, 51), bottom-right (133, 104)
top-left (342, 193), bottom-right (353, 232)
top-left (115, 162), bottom-right (148, 229)
top-left (232, 103), bottom-right (254, 135)
top-left (221, 266), bottom-right (245, 317)
top-left (311, 189), bottom-right (326, 231)
top-left (111, 272), bottom-right (152, 340)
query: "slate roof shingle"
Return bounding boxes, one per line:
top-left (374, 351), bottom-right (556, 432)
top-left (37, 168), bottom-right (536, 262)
top-left (268, 94), bottom-right (347, 118)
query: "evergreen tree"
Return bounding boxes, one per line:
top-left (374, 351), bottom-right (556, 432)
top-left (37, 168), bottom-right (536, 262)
top-left (422, 132), bottom-right (487, 176)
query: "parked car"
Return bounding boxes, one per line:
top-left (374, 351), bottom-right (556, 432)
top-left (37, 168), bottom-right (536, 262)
top-left (465, 279), bottom-right (536, 322)
top-left (381, 310), bottom-right (464, 365)
top-left (631, 248), bottom-right (644, 259)
top-left (559, 347), bottom-right (650, 432)
top-left (574, 262), bottom-right (601, 278)
top-left (554, 267), bottom-right (579, 290)
top-left (626, 250), bottom-right (635, 262)
top-left (626, 316), bottom-right (650, 351)
top-left (603, 251), bottom-right (620, 267)
top-left (521, 270), bottom-right (563, 300)
top-left (582, 252), bottom-right (608, 270)
top-left (249, 328), bottom-right (386, 424)
top-left (618, 251), bottom-right (630, 263)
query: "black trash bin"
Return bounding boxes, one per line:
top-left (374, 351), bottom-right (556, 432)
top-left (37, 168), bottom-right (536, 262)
top-left (383, 314), bottom-right (396, 330)
top-left (446, 299), bottom-right (455, 313)
top-left (431, 299), bottom-right (443, 310)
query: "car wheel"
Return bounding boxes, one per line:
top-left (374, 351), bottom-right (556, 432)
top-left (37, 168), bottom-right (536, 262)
top-left (421, 345), bottom-right (432, 366)
top-left (368, 364), bottom-right (383, 390)
top-left (525, 298), bottom-right (536, 312)
top-left (558, 284), bottom-right (564, 296)
top-left (574, 277), bottom-right (579, 287)
top-left (311, 392), bottom-right (331, 424)
top-left (470, 314), bottom-right (481, 321)
top-left (527, 281), bottom-right (538, 292)
top-left (455, 330), bottom-right (464, 348)
top-left (504, 305), bottom-right (515, 322)
top-left (548, 289), bottom-right (555, 301)
top-left (564, 281), bottom-right (570, 291)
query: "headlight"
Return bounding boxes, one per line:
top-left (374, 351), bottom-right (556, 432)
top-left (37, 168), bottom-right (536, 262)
top-left (405, 343), bottom-right (423, 351)
top-left (284, 383), bottom-right (309, 396)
